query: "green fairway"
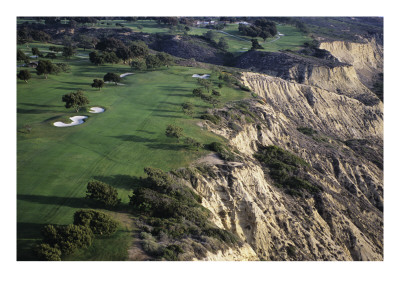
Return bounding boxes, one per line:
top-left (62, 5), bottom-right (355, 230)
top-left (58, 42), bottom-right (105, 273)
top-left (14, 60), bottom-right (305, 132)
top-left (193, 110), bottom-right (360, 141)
top-left (17, 44), bottom-right (249, 260)
top-left (188, 23), bottom-right (311, 54)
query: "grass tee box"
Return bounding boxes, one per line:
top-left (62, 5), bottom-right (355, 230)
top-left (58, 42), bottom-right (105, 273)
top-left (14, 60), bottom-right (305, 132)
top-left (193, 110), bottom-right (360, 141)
top-left (17, 49), bottom-right (249, 259)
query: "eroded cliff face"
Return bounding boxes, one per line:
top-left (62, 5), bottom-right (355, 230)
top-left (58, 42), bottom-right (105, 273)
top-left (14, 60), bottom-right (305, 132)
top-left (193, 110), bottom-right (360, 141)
top-left (235, 50), bottom-right (380, 105)
top-left (319, 38), bottom-right (383, 88)
top-left (185, 70), bottom-right (383, 261)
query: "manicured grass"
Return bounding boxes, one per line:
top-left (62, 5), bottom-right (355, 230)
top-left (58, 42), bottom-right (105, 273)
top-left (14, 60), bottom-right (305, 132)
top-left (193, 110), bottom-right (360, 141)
top-left (188, 23), bottom-right (312, 54)
top-left (17, 45), bottom-right (249, 260)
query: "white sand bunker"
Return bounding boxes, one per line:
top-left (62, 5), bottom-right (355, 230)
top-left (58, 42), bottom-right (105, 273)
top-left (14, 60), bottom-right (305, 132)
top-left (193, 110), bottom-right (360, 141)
top-left (89, 107), bottom-right (105, 113)
top-left (104, 81), bottom-right (125, 86)
top-left (120, 73), bottom-right (134, 78)
top-left (192, 74), bottom-right (210, 79)
top-left (53, 116), bottom-right (88, 127)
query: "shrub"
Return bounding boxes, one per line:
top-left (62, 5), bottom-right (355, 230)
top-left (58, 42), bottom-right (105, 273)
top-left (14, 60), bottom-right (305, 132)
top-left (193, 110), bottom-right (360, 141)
top-left (208, 142), bottom-right (239, 162)
top-left (41, 224), bottom-right (94, 255)
top-left (165, 124), bottom-right (184, 141)
top-left (254, 145), bottom-right (321, 197)
top-left (297, 127), bottom-right (317, 136)
top-left (161, 244), bottom-right (184, 261)
top-left (200, 113), bottom-right (221, 125)
top-left (34, 243), bottom-right (62, 261)
top-left (73, 210), bottom-right (119, 235)
top-left (192, 88), bottom-right (203, 97)
top-left (131, 58), bottom-right (147, 71)
top-left (184, 137), bottom-right (203, 150)
top-left (86, 180), bottom-right (121, 207)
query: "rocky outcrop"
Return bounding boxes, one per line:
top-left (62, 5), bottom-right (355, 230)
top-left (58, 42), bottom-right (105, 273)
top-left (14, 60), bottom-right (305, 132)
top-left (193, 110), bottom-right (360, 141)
top-left (319, 38), bottom-right (383, 88)
top-left (187, 70), bottom-right (383, 261)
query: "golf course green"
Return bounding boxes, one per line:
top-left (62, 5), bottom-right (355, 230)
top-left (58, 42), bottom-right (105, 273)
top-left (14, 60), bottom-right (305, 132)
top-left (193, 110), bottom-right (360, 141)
top-left (17, 43), bottom-right (250, 260)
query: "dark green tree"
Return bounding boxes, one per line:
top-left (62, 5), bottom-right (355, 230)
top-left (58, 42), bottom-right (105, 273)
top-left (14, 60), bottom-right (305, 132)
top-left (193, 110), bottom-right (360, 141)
top-left (192, 88), bottom-right (203, 97)
top-left (41, 224), bottom-right (94, 255)
top-left (91, 79), bottom-right (104, 91)
top-left (17, 49), bottom-right (28, 62)
top-left (103, 72), bottom-right (121, 85)
top-left (89, 51), bottom-right (104, 65)
top-left (182, 101), bottom-right (194, 116)
top-left (197, 78), bottom-right (212, 92)
top-left (36, 60), bottom-right (58, 79)
top-left (116, 46), bottom-right (132, 64)
top-left (130, 58), bottom-right (147, 70)
top-left (212, 89), bottom-right (221, 97)
top-left (156, 52), bottom-right (173, 67)
top-left (17, 69), bottom-right (31, 83)
top-left (62, 46), bottom-right (76, 59)
top-left (62, 90), bottom-right (90, 112)
top-left (102, 51), bottom-right (119, 64)
top-left (73, 210), bottom-right (119, 235)
top-left (203, 30), bottom-right (216, 42)
top-left (217, 37), bottom-right (229, 51)
top-left (251, 38), bottom-right (264, 50)
top-left (86, 180), bottom-right (121, 207)
top-left (145, 54), bottom-right (162, 69)
top-left (45, 52), bottom-right (57, 59)
top-left (129, 41), bottom-right (149, 58)
top-left (184, 137), bottom-right (203, 151)
top-left (34, 243), bottom-right (62, 261)
top-left (31, 47), bottom-right (41, 58)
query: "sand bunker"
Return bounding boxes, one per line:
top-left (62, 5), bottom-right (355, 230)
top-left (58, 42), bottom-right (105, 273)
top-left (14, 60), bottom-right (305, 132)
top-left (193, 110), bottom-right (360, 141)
top-left (53, 116), bottom-right (88, 127)
top-left (120, 73), bottom-right (134, 78)
top-left (192, 74), bottom-right (210, 79)
top-left (89, 107), bottom-right (105, 113)
top-left (104, 81), bottom-right (125, 86)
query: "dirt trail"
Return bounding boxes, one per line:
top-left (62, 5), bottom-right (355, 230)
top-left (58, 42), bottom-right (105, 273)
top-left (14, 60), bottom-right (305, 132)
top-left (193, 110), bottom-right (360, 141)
top-left (110, 211), bottom-right (151, 261)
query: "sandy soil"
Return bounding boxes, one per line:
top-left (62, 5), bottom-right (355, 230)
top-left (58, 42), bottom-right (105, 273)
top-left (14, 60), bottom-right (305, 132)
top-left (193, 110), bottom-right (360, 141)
top-left (120, 73), bottom-right (134, 78)
top-left (195, 153), bottom-right (224, 165)
top-left (192, 74), bottom-right (210, 79)
top-left (53, 116), bottom-right (88, 127)
top-left (89, 107), bottom-right (105, 113)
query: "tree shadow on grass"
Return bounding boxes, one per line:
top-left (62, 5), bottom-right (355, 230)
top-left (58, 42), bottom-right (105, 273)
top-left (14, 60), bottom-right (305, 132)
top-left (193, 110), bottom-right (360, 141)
top-left (17, 108), bottom-right (57, 114)
top-left (20, 102), bottom-right (60, 108)
top-left (110, 135), bottom-right (158, 143)
top-left (63, 81), bottom-right (91, 86)
top-left (17, 194), bottom-right (93, 209)
top-left (93, 174), bottom-right (143, 190)
top-left (135, 129), bottom-right (155, 134)
top-left (146, 143), bottom-right (186, 151)
top-left (17, 222), bottom-right (47, 261)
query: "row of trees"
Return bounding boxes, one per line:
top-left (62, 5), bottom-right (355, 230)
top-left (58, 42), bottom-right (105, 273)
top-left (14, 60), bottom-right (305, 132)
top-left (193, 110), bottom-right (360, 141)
top-left (192, 78), bottom-right (221, 108)
top-left (89, 38), bottom-right (150, 65)
top-left (89, 38), bottom-right (173, 70)
top-left (238, 19), bottom-right (277, 41)
top-left (17, 60), bottom-right (70, 83)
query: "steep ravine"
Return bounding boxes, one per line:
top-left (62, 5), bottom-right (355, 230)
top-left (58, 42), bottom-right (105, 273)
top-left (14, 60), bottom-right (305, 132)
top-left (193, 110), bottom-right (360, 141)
top-left (185, 71), bottom-right (383, 261)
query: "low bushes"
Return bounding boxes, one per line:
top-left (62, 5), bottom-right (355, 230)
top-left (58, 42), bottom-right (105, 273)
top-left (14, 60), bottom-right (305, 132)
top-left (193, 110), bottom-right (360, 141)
top-left (254, 145), bottom-right (322, 197)
top-left (86, 180), bottom-right (121, 207)
top-left (208, 142), bottom-right (240, 162)
top-left (73, 210), bottom-right (118, 235)
top-left (35, 210), bottom-right (119, 260)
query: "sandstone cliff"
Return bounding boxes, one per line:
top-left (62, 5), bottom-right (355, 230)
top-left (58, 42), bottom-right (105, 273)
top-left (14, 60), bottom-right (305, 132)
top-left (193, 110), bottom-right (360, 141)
top-left (235, 50), bottom-right (380, 105)
top-left (319, 38), bottom-right (383, 88)
top-left (186, 70), bottom-right (383, 261)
